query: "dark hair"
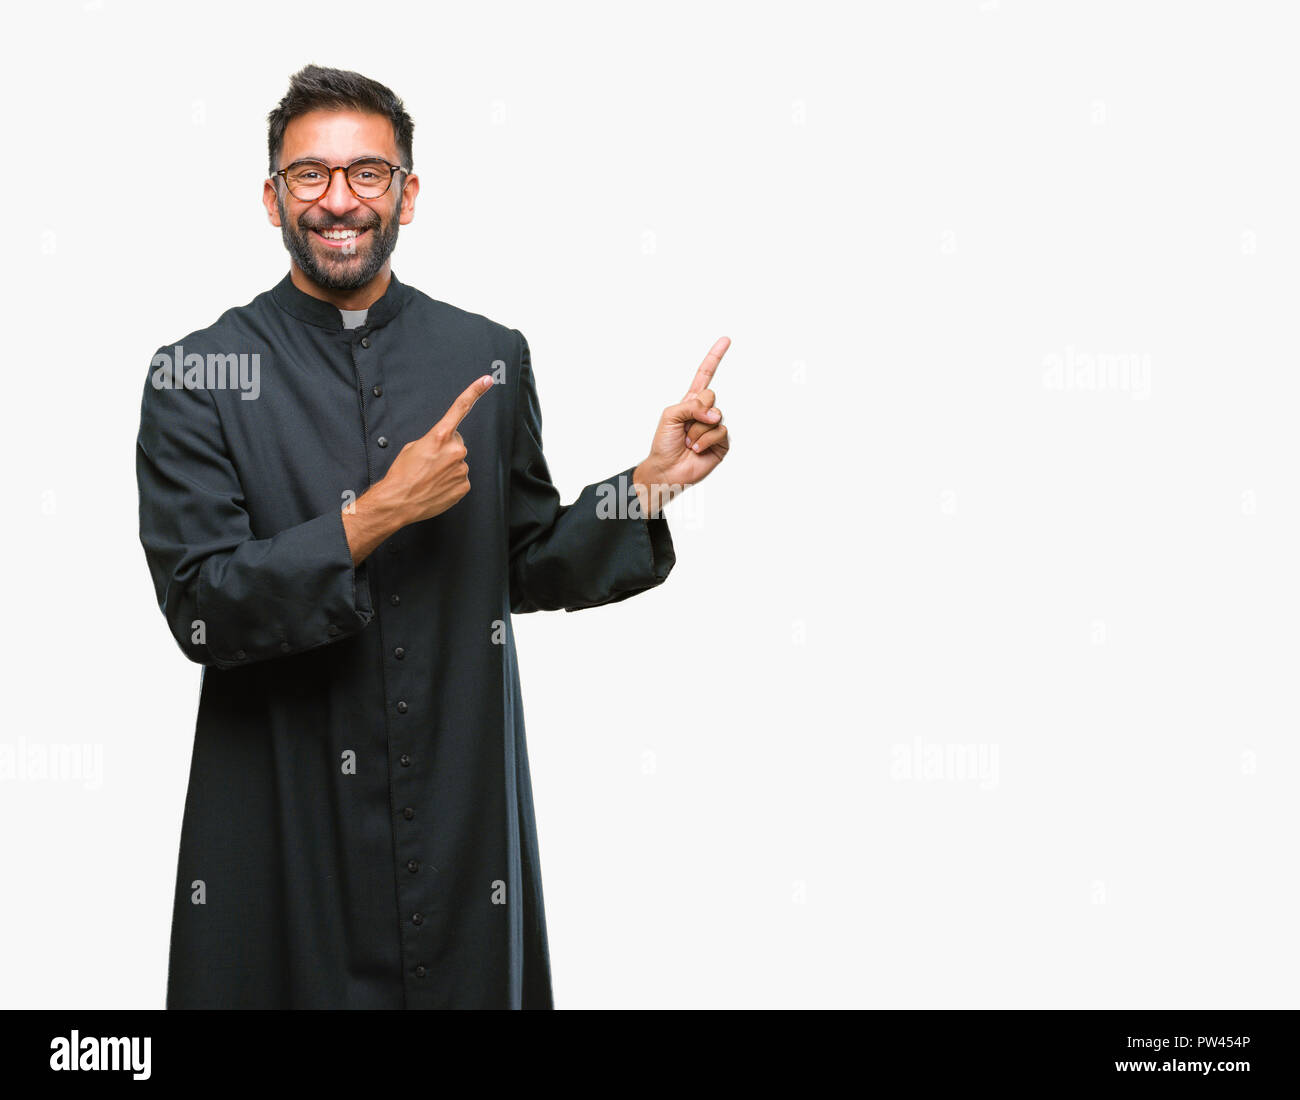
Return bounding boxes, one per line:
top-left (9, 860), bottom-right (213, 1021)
top-left (267, 64), bottom-right (414, 175)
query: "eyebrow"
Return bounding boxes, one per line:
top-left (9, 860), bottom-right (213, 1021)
top-left (283, 153), bottom-right (393, 166)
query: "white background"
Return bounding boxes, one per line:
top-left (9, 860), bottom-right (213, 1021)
top-left (3, 0), bottom-right (1297, 1008)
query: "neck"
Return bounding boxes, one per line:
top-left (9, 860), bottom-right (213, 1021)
top-left (289, 260), bottom-right (392, 311)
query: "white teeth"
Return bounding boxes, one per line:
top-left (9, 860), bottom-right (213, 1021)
top-left (318, 229), bottom-right (359, 239)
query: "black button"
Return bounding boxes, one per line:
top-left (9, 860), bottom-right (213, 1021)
top-left (396, 700), bottom-right (408, 714)
top-left (390, 594), bottom-right (400, 606)
top-left (280, 642), bottom-right (291, 653)
top-left (360, 337), bottom-right (371, 348)
top-left (327, 624), bottom-right (340, 636)
top-left (372, 384), bottom-right (382, 397)
top-left (415, 965), bottom-right (426, 978)
top-left (402, 807), bottom-right (415, 820)
top-left (407, 859), bottom-right (419, 873)
top-left (377, 436), bottom-right (388, 448)
top-left (411, 912), bottom-right (423, 926)
top-left (400, 754), bottom-right (411, 767)
top-left (394, 647), bottom-right (405, 659)
top-left (235, 650), bottom-right (246, 661)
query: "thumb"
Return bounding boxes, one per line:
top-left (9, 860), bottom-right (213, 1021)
top-left (663, 393), bottom-right (718, 427)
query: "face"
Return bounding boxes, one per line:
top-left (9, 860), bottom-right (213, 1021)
top-left (262, 109), bottom-right (419, 292)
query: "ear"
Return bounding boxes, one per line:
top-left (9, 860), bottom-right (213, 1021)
top-left (398, 172), bottom-right (420, 226)
top-left (263, 179), bottom-right (283, 227)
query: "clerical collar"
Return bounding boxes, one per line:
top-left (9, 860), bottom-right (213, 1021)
top-left (271, 269), bottom-right (410, 331)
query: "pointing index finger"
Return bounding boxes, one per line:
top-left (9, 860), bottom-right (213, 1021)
top-left (435, 374), bottom-right (494, 435)
top-left (684, 336), bottom-right (731, 399)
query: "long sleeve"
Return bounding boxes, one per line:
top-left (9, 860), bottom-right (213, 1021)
top-left (135, 348), bottom-right (375, 669)
top-left (508, 330), bottom-right (675, 613)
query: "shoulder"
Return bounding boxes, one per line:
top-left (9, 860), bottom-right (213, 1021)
top-left (397, 284), bottom-right (539, 424)
top-left (400, 283), bottom-right (524, 353)
top-left (138, 288), bottom-right (274, 433)
top-left (151, 287), bottom-right (270, 359)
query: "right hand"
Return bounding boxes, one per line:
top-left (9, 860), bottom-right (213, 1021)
top-left (380, 374), bottom-right (495, 524)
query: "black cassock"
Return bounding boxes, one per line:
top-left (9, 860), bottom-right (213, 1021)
top-left (135, 271), bottom-right (674, 1008)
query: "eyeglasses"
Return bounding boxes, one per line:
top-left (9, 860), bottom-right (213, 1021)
top-left (273, 157), bottom-right (408, 202)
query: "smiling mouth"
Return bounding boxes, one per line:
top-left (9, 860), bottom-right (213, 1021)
top-left (310, 226), bottom-right (371, 249)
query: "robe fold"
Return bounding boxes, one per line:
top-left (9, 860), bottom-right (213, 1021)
top-left (135, 270), bottom-right (674, 1008)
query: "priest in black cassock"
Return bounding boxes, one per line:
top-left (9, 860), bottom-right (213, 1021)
top-left (135, 65), bottom-right (731, 1009)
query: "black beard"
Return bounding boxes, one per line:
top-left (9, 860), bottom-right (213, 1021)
top-left (278, 197), bottom-right (400, 292)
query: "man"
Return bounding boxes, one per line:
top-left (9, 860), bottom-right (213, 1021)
top-left (135, 64), bottom-right (730, 1009)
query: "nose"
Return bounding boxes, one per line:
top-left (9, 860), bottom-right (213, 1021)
top-left (316, 167), bottom-right (363, 218)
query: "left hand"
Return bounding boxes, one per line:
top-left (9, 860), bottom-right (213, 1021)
top-left (633, 337), bottom-right (731, 513)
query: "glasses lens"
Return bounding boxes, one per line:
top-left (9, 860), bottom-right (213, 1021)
top-left (284, 162), bottom-right (330, 200)
top-left (347, 160), bottom-right (394, 197)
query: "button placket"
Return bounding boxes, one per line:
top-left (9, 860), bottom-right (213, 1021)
top-left (356, 328), bottom-right (431, 998)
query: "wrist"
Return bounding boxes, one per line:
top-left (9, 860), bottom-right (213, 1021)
top-left (361, 478), bottom-right (410, 537)
top-left (341, 479), bottom-right (409, 565)
top-left (632, 459), bottom-right (675, 519)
